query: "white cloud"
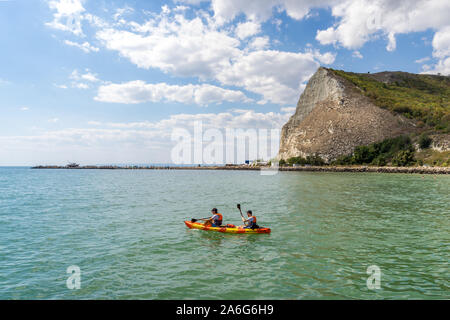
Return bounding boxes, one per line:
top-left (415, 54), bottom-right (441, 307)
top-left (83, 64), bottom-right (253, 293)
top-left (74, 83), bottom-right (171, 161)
top-left (352, 50), bottom-right (363, 59)
top-left (272, 18), bottom-right (282, 30)
top-left (87, 121), bottom-right (102, 126)
top-left (43, 1), bottom-right (338, 105)
top-left (209, 0), bottom-right (278, 24)
top-left (421, 25), bottom-right (450, 75)
top-left (206, 0), bottom-right (333, 24)
top-left (175, 0), bottom-right (206, 4)
top-left (48, 1), bottom-right (449, 104)
top-left (95, 81), bottom-right (251, 105)
top-left (96, 15), bottom-right (241, 80)
top-left (167, 109), bottom-right (292, 129)
top-left (68, 69), bottom-right (101, 89)
top-left (48, 118), bottom-right (59, 123)
top-left (94, 9), bottom-right (334, 105)
top-left (113, 6), bottom-right (135, 21)
top-left (88, 108), bottom-right (293, 131)
top-left (83, 12), bottom-right (110, 29)
top-left (64, 40), bottom-right (99, 53)
top-left (386, 32), bottom-right (396, 52)
top-left (316, 0), bottom-right (450, 51)
top-left (20, 107), bottom-right (30, 111)
top-left (47, 0), bottom-right (450, 73)
top-left (73, 83), bottom-right (89, 89)
top-left (80, 72), bottom-right (99, 82)
top-left (216, 50), bottom-right (330, 104)
top-left (315, 27), bottom-right (338, 46)
top-left (415, 57), bottom-right (430, 64)
top-left (0, 109), bottom-right (294, 165)
top-left (310, 49), bottom-right (336, 65)
top-left (46, 0), bottom-right (86, 36)
top-left (173, 5), bottom-right (189, 12)
top-left (248, 36), bottom-right (270, 50)
top-left (0, 128), bottom-right (167, 157)
top-left (235, 21), bottom-right (261, 39)
top-left (421, 57), bottom-right (450, 75)
top-left (432, 26), bottom-right (450, 59)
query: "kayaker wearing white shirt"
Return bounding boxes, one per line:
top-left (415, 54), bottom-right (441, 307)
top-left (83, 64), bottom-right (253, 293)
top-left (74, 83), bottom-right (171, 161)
top-left (241, 210), bottom-right (259, 229)
top-left (202, 208), bottom-right (223, 227)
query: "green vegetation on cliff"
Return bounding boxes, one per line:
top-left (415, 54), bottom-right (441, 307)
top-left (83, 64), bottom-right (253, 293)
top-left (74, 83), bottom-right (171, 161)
top-left (331, 69), bottom-right (450, 132)
top-left (284, 154), bottom-right (326, 166)
top-left (328, 134), bottom-right (448, 167)
top-left (331, 135), bottom-right (416, 166)
top-left (415, 149), bottom-right (450, 167)
top-left (284, 134), bottom-right (448, 167)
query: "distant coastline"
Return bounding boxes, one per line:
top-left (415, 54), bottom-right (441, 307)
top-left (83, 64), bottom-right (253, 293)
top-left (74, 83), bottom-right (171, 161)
top-left (31, 165), bottom-right (450, 174)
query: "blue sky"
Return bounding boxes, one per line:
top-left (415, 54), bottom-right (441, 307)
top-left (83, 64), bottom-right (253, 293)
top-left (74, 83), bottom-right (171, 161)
top-left (0, 0), bottom-right (449, 165)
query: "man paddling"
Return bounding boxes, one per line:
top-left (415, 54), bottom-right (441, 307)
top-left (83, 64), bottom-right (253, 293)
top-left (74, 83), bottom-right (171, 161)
top-left (203, 208), bottom-right (223, 227)
top-left (237, 204), bottom-right (259, 229)
top-left (242, 210), bottom-right (258, 229)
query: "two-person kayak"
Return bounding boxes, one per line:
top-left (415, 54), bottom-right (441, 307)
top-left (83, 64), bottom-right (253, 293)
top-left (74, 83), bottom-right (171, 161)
top-left (184, 221), bottom-right (271, 234)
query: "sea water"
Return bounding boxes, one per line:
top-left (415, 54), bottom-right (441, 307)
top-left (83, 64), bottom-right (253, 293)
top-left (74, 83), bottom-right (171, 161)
top-left (0, 167), bottom-right (448, 299)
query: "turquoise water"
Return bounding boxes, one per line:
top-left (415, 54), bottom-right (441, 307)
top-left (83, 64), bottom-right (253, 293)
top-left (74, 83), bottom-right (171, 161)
top-left (0, 167), bottom-right (449, 299)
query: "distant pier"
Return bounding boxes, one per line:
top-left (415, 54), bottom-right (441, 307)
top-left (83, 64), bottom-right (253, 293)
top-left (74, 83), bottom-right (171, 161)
top-left (31, 165), bottom-right (449, 174)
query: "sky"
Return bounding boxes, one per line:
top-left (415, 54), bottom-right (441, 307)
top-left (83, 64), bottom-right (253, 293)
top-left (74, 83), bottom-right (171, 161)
top-left (0, 0), bottom-right (449, 165)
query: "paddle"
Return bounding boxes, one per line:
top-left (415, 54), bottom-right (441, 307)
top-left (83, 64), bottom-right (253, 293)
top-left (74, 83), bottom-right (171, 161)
top-left (191, 217), bottom-right (210, 223)
top-left (237, 204), bottom-right (247, 225)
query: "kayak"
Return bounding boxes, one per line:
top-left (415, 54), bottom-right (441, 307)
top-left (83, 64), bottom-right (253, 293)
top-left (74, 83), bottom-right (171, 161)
top-left (184, 221), bottom-right (271, 234)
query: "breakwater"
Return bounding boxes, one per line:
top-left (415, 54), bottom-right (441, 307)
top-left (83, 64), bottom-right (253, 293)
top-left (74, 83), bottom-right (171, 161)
top-left (31, 165), bottom-right (450, 174)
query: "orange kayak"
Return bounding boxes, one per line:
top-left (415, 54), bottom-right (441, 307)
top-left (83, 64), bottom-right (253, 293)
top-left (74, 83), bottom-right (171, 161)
top-left (184, 221), bottom-right (271, 234)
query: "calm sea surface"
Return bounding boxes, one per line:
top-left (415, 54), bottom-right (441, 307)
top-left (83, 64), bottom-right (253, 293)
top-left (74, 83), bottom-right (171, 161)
top-left (0, 167), bottom-right (448, 299)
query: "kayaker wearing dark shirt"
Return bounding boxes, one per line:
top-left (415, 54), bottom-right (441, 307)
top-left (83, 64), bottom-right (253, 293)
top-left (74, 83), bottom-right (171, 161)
top-left (203, 208), bottom-right (223, 227)
top-left (242, 210), bottom-right (258, 229)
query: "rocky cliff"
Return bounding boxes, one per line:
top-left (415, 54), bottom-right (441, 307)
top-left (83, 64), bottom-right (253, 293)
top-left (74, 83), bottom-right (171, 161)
top-left (278, 67), bottom-right (420, 161)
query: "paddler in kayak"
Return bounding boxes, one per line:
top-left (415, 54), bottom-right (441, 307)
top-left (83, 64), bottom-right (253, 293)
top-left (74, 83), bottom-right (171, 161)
top-left (237, 204), bottom-right (259, 229)
top-left (241, 210), bottom-right (259, 229)
top-left (203, 208), bottom-right (223, 227)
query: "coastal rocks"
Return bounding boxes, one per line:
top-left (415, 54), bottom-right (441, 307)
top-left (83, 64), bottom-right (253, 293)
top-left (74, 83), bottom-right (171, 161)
top-left (278, 67), bottom-right (417, 162)
top-left (277, 166), bottom-right (449, 174)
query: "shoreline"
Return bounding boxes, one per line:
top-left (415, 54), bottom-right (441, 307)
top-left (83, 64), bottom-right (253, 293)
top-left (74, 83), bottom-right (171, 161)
top-left (31, 165), bottom-right (450, 174)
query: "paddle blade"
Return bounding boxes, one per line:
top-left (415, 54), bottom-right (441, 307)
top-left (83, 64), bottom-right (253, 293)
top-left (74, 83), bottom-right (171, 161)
top-left (191, 218), bottom-right (198, 222)
top-left (237, 204), bottom-right (241, 209)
